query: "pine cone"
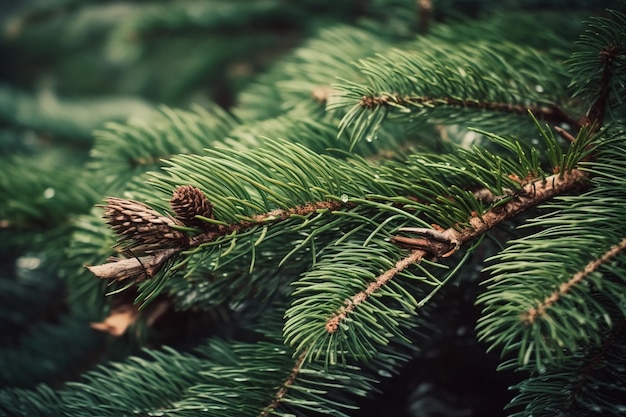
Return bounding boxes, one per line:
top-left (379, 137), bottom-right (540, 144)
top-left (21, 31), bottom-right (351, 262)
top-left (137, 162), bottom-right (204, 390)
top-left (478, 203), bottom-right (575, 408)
top-left (170, 185), bottom-right (214, 230)
top-left (103, 197), bottom-right (187, 249)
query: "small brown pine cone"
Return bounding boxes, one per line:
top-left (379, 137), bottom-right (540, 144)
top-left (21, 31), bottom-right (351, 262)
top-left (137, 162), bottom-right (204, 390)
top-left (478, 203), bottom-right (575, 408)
top-left (102, 197), bottom-right (187, 249)
top-left (170, 185), bottom-right (214, 230)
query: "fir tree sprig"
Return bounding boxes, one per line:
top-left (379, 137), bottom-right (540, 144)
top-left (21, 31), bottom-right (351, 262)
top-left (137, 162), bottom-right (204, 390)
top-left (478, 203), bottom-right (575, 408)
top-left (523, 237), bottom-right (626, 326)
top-left (568, 8), bottom-right (626, 127)
top-left (87, 110), bottom-right (593, 310)
top-left (477, 136), bottom-right (626, 371)
top-left (330, 39), bottom-right (576, 146)
top-left (285, 168), bottom-right (588, 365)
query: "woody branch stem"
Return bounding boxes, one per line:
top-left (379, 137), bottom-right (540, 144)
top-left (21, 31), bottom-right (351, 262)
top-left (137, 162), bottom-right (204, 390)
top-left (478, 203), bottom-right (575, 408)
top-left (326, 170), bottom-right (588, 333)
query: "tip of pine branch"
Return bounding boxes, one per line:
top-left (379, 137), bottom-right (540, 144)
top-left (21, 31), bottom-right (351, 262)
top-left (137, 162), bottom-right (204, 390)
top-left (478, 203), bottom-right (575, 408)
top-left (85, 257), bottom-right (149, 282)
top-left (85, 249), bottom-right (179, 283)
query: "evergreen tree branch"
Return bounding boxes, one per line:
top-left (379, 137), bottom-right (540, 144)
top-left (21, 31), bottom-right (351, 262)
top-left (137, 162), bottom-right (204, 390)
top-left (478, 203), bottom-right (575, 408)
top-left (584, 40), bottom-right (622, 128)
top-left (91, 166), bottom-right (584, 286)
top-left (477, 135), bottom-right (626, 370)
top-left (259, 350), bottom-right (307, 417)
top-left (358, 94), bottom-right (579, 128)
top-left (325, 250), bottom-right (425, 334)
top-left (6, 3), bottom-right (626, 416)
top-left (569, 8), bottom-right (626, 127)
top-left (88, 119), bottom-right (593, 312)
top-left (331, 40), bottom-right (574, 145)
top-left (524, 237), bottom-right (626, 325)
top-left (324, 170), bottom-right (588, 337)
top-left (396, 170), bottom-right (588, 256)
top-left (86, 198), bottom-right (348, 283)
top-left (452, 169), bottom-right (587, 242)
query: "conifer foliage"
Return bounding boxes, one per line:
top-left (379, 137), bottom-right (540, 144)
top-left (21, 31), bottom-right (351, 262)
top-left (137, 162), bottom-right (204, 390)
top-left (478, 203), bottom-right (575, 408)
top-left (1, 1), bottom-right (625, 416)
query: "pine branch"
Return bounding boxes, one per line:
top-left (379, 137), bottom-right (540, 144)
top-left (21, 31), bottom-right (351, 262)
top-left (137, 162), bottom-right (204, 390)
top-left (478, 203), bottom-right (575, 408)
top-left (7, 3), bottom-right (626, 417)
top-left (86, 195), bottom-right (348, 283)
top-left (358, 94), bottom-right (578, 127)
top-left (331, 39), bottom-right (574, 145)
top-left (524, 237), bottom-right (626, 325)
top-left (259, 350), bottom-right (307, 417)
top-left (584, 41), bottom-right (620, 127)
top-left (88, 116), bottom-right (594, 314)
top-left (322, 170), bottom-right (587, 341)
top-left (569, 9), bottom-right (626, 127)
top-left (477, 135), bottom-right (626, 370)
top-left (325, 250), bottom-right (425, 334)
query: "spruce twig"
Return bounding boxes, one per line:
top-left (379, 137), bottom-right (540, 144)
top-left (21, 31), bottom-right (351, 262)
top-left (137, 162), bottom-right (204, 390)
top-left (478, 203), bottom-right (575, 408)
top-left (325, 250), bottom-right (424, 333)
top-left (258, 351), bottom-right (307, 417)
top-left (583, 42), bottom-right (620, 129)
top-left (189, 200), bottom-right (348, 247)
top-left (359, 94), bottom-right (580, 127)
top-left (326, 170), bottom-right (588, 333)
top-left (87, 198), bottom-right (350, 283)
top-left (523, 237), bottom-right (626, 325)
top-left (394, 170), bottom-right (588, 257)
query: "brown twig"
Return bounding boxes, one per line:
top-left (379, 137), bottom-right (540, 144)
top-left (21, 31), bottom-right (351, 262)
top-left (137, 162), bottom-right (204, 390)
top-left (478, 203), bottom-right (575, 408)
top-left (87, 248), bottom-right (179, 282)
top-left (88, 200), bottom-right (350, 282)
top-left (258, 350), bottom-right (307, 417)
top-left (554, 125), bottom-right (577, 143)
top-left (453, 170), bottom-right (587, 244)
top-left (359, 94), bottom-right (580, 127)
top-left (325, 250), bottom-right (425, 333)
top-left (523, 237), bottom-right (626, 325)
top-left (396, 170), bottom-right (588, 257)
top-left (582, 42), bottom-right (619, 130)
top-left (190, 200), bottom-right (349, 247)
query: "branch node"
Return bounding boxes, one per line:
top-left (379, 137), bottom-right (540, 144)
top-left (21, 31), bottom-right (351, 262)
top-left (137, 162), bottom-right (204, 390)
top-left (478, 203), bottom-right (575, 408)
top-left (393, 227), bottom-right (460, 258)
